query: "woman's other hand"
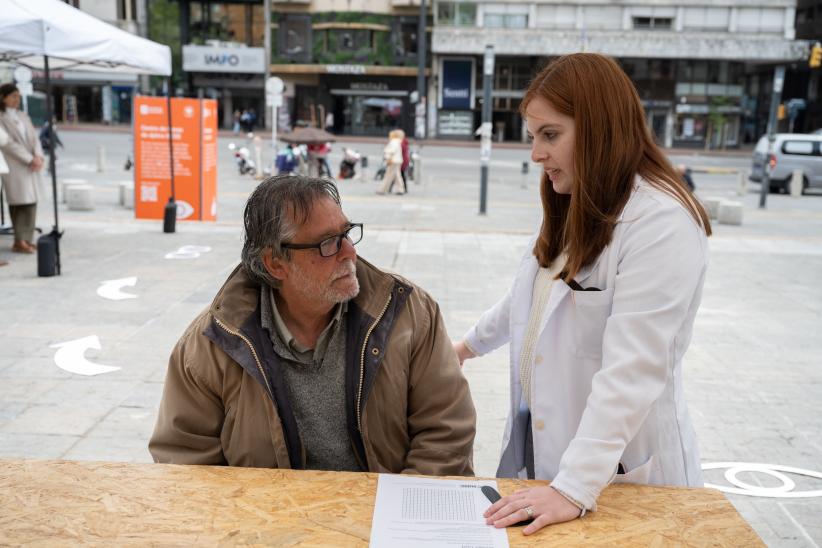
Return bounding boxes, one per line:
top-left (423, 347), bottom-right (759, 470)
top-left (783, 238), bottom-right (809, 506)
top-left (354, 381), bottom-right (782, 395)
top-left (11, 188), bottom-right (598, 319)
top-left (30, 156), bottom-right (44, 172)
top-left (452, 340), bottom-right (476, 366)
top-left (483, 485), bottom-right (581, 535)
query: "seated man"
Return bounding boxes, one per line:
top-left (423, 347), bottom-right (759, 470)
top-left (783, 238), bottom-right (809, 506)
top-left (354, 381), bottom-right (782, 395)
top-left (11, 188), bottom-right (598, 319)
top-left (149, 175), bottom-right (476, 475)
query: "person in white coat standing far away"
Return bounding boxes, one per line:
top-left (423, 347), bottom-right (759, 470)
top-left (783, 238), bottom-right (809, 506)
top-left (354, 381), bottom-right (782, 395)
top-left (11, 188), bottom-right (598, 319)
top-left (453, 53), bottom-right (713, 535)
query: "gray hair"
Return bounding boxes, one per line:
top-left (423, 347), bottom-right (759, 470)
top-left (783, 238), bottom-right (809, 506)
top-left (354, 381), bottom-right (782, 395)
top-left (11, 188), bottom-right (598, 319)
top-left (241, 174), bottom-right (341, 287)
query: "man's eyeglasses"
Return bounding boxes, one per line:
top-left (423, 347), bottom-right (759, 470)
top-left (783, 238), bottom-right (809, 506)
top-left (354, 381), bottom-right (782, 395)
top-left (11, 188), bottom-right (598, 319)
top-left (281, 223), bottom-right (363, 258)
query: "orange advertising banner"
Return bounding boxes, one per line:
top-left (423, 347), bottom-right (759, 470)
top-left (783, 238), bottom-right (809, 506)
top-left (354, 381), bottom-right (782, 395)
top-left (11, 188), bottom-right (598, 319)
top-left (133, 96), bottom-right (218, 221)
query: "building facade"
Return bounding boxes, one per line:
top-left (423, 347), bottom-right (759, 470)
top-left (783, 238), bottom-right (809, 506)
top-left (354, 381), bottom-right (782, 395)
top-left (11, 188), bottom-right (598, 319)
top-left (431, 0), bottom-right (810, 147)
top-left (152, 0), bottom-right (429, 136)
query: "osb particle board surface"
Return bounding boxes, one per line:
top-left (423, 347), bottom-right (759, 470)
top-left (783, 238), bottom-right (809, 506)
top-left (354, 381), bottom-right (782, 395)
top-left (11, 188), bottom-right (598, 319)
top-left (0, 459), bottom-right (762, 547)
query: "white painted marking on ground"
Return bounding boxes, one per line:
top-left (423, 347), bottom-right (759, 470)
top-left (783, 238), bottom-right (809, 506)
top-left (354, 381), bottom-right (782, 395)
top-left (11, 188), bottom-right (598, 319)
top-left (50, 336), bottom-right (120, 376)
top-left (97, 277), bottom-right (138, 300)
top-left (164, 245), bottom-right (212, 259)
top-left (702, 462), bottom-right (822, 498)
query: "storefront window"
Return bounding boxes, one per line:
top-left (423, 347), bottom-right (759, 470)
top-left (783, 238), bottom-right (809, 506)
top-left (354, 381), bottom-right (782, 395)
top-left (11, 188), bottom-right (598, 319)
top-left (675, 115), bottom-right (707, 141)
top-left (342, 96), bottom-right (403, 137)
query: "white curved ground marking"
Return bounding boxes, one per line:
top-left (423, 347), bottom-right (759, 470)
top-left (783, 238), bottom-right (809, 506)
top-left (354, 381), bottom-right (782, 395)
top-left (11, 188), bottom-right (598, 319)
top-left (50, 335), bottom-right (120, 376)
top-left (164, 245), bottom-right (212, 259)
top-left (97, 277), bottom-right (138, 300)
top-left (702, 462), bottom-right (822, 498)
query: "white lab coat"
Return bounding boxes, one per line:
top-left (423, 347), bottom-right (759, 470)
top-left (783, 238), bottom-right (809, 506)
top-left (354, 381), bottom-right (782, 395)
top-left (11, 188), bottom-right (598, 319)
top-left (464, 179), bottom-right (707, 511)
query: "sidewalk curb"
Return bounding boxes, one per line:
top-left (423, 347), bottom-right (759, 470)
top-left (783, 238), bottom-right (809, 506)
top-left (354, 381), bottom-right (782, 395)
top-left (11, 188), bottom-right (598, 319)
top-left (60, 123), bottom-right (756, 157)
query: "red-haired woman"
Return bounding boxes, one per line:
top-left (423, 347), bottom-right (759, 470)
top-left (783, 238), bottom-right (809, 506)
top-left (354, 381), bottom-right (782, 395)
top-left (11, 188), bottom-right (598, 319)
top-left (454, 53), bottom-right (712, 534)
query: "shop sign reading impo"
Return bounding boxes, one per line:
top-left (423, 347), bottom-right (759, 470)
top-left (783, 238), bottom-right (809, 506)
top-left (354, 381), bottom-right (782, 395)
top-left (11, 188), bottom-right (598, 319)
top-left (182, 45), bottom-right (266, 74)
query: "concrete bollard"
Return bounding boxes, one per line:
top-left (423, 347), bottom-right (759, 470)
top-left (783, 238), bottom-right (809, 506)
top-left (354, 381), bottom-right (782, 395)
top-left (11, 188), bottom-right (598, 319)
top-left (790, 169), bottom-right (804, 197)
top-left (413, 151), bottom-right (422, 185)
top-left (60, 178), bottom-right (87, 203)
top-left (66, 184), bottom-right (95, 211)
top-left (718, 201), bottom-right (744, 225)
top-left (96, 145), bottom-right (106, 172)
top-left (737, 170), bottom-right (748, 196)
top-left (119, 181), bottom-right (134, 209)
top-left (703, 197), bottom-right (724, 220)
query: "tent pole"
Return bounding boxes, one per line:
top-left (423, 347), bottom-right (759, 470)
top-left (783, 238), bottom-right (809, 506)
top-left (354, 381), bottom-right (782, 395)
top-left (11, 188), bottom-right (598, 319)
top-left (163, 76), bottom-right (176, 233)
top-left (42, 55), bottom-right (62, 275)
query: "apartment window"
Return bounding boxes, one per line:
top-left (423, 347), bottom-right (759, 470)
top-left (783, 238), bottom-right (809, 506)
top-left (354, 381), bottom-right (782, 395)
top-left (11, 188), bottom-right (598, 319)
top-left (397, 21), bottom-right (418, 55)
top-left (736, 8), bottom-right (784, 33)
top-left (437, 2), bottom-right (477, 26)
top-left (581, 6), bottom-right (621, 30)
top-left (484, 13), bottom-right (528, 28)
top-left (536, 5), bottom-right (575, 29)
top-left (682, 7), bottom-right (729, 31)
top-left (483, 4), bottom-right (529, 28)
top-left (279, 14), bottom-right (312, 62)
top-left (328, 29), bottom-right (372, 53)
top-left (117, 0), bottom-right (137, 20)
top-left (633, 16), bottom-right (672, 30)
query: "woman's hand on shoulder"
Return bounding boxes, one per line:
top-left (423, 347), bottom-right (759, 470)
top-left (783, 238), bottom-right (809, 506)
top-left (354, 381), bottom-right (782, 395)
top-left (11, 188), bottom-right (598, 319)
top-left (452, 340), bottom-right (476, 366)
top-left (483, 485), bottom-right (582, 535)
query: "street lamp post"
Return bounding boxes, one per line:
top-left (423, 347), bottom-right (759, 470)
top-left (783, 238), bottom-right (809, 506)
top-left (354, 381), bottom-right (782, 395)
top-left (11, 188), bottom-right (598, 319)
top-left (759, 65), bottom-right (785, 209)
top-left (479, 45), bottom-right (494, 215)
top-left (416, 0), bottom-right (427, 140)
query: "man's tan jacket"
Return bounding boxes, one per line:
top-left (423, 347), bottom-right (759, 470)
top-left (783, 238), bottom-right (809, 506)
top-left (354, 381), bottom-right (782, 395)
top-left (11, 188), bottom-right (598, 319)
top-left (149, 258), bottom-right (476, 476)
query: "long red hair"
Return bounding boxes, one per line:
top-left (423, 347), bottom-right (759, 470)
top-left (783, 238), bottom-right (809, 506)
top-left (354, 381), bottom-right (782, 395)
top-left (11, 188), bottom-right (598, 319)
top-left (521, 54), bottom-right (711, 280)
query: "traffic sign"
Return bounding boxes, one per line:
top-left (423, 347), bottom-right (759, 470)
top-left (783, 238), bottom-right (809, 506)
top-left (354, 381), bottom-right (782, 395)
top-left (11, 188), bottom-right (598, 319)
top-left (266, 76), bottom-right (284, 95)
top-left (13, 66), bottom-right (32, 83)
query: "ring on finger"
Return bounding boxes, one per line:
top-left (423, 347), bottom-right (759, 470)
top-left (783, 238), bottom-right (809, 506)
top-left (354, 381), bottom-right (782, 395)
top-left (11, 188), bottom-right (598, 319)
top-left (523, 505), bottom-right (535, 518)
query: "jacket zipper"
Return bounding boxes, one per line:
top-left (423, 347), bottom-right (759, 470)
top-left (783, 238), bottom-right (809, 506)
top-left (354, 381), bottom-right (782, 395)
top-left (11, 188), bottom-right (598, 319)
top-left (214, 317), bottom-right (273, 398)
top-left (357, 293), bottom-right (392, 433)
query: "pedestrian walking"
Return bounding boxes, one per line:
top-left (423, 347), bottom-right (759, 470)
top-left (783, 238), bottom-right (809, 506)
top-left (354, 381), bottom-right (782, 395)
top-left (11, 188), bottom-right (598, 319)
top-left (0, 83), bottom-right (44, 255)
top-left (232, 110), bottom-right (241, 134)
top-left (377, 129), bottom-right (405, 195)
top-left (39, 118), bottom-right (63, 173)
top-left (400, 131), bottom-right (410, 193)
top-left (453, 53), bottom-right (712, 534)
top-left (676, 164), bottom-right (696, 192)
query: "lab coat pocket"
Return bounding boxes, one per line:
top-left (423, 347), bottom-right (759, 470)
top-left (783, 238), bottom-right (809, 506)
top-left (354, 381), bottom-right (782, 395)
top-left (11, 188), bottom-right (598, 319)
top-left (569, 287), bottom-right (614, 359)
top-left (612, 456), bottom-right (655, 485)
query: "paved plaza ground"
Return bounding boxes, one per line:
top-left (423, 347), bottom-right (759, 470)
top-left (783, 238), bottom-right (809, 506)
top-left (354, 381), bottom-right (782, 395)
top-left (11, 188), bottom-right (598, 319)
top-left (1, 130), bottom-right (821, 546)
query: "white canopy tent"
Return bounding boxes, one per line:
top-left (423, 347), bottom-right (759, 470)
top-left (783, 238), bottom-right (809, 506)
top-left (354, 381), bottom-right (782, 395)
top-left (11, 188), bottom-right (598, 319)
top-left (0, 0), bottom-right (171, 75)
top-left (0, 0), bottom-right (173, 275)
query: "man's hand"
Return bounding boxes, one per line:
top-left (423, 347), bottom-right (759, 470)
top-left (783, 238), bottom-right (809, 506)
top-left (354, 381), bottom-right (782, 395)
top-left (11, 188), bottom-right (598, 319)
top-left (452, 340), bottom-right (476, 367)
top-left (483, 485), bottom-right (581, 535)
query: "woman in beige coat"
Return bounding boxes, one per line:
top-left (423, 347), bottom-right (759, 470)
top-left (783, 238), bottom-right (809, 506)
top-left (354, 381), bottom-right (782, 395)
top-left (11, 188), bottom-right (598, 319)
top-left (0, 123), bottom-right (9, 266)
top-left (0, 83), bottom-right (44, 254)
top-left (377, 129), bottom-right (406, 195)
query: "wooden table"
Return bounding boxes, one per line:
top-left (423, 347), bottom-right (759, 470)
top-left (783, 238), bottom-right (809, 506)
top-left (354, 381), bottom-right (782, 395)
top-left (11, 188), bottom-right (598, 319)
top-left (0, 459), bottom-right (762, 546)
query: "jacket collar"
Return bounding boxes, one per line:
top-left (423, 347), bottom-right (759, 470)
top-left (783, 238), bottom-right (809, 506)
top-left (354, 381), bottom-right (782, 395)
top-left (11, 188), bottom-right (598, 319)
top-left (210, 258), bottom-right (398, 333)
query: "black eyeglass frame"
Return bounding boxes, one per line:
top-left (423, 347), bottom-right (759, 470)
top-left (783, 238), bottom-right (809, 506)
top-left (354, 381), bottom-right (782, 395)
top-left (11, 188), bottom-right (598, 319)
top-left (280, 223), bottom-right (363, 258)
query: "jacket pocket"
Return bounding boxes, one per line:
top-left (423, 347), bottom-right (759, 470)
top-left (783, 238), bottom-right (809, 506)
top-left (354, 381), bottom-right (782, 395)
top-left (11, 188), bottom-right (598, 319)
top-left (612, 456), bottom-right (655, 485)
top-left (569, 287), bottom-right (614, 359)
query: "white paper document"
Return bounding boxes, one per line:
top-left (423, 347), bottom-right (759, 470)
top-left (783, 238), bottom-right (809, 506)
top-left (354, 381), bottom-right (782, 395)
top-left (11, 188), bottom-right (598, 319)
top-left (369, 474), bottom-right (510, 548)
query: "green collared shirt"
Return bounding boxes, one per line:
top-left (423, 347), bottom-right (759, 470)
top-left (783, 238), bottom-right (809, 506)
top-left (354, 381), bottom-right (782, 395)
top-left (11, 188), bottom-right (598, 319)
top-left (262, 286), bottom-right (346, 365)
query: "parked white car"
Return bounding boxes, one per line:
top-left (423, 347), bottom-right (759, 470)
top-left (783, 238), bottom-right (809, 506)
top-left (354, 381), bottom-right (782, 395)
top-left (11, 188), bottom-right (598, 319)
top-left (749, 133), bottom-right (822, 194)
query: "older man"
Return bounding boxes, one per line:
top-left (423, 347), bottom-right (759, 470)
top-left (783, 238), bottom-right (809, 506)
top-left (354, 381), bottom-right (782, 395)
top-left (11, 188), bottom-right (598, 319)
top-left (149, 175), bottom-right (476, 475)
